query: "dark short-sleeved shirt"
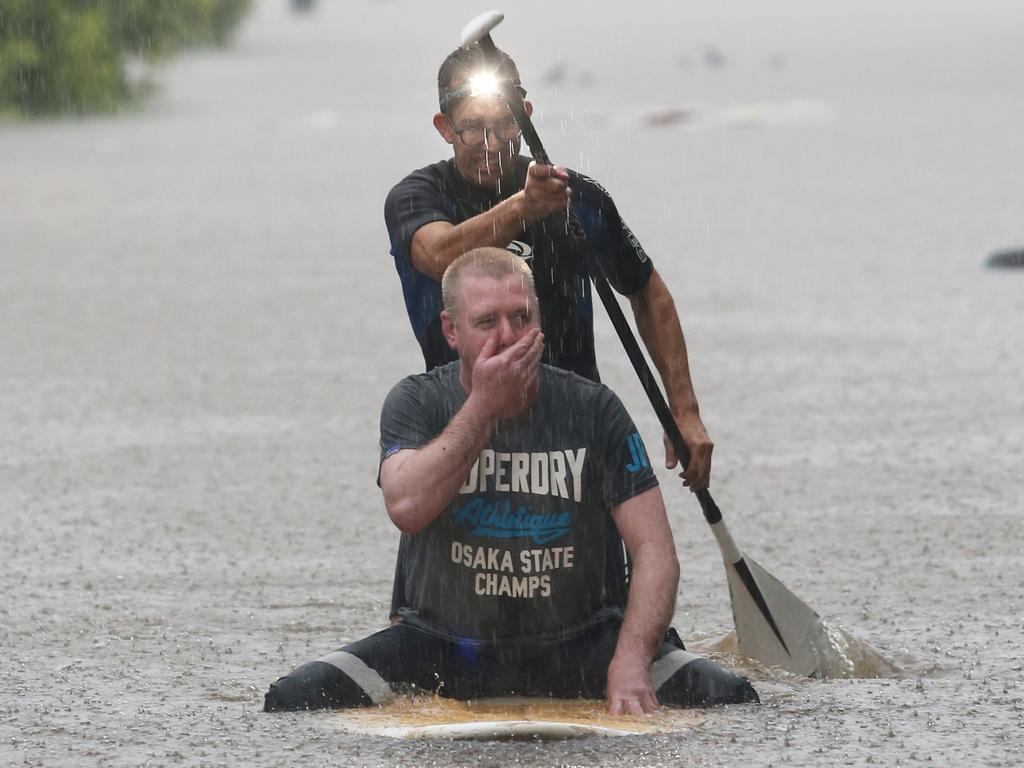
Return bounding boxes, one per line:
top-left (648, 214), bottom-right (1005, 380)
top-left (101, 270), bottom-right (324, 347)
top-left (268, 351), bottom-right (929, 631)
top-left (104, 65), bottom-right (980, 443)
top-left (379, 363), bottom-right (658, 640)
top-left (383, 156), bottom-right (654, 382)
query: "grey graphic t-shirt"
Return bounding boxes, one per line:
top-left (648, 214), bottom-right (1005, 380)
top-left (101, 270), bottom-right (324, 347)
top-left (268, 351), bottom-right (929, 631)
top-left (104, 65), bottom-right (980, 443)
top-left (379, 363), bottom-right (658, 641)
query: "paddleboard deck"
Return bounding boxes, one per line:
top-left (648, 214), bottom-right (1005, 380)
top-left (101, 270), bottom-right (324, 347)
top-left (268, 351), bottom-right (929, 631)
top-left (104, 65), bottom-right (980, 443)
top-left (380, 720), bottom-right (641, 740)
top-left (334, 696), bottom-right (701, 740)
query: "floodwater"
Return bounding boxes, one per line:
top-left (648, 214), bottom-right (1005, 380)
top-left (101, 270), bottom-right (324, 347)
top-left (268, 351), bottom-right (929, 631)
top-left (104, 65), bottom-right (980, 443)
top-left (2, 0), bottom-right (1022, 765)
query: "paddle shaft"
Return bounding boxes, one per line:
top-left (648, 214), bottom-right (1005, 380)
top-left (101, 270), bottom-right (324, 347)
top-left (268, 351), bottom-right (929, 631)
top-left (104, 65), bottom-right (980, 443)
top-left (476, 35), bottom-right (723, 525)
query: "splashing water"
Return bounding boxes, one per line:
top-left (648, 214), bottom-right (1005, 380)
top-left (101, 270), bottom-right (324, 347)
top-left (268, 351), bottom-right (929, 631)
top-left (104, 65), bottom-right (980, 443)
top-left (702, 624), bottom-right (901, 680)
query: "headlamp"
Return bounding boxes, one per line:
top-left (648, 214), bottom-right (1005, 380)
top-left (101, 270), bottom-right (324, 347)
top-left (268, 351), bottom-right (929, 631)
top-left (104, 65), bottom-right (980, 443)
top-left (440, 71), bottom-right (527, 113)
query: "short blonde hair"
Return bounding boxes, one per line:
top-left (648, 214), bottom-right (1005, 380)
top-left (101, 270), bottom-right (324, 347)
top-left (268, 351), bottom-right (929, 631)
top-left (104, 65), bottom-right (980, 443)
top-left (441, 247), bottom-right (537, 320)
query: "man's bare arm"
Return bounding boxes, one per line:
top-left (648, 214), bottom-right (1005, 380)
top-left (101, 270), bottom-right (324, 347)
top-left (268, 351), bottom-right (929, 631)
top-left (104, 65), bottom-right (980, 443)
top-left (380, 328), bottom-right (544, 534)
top-left (606, 485), bottom-right (680, 715)
top-left (410, 164), bottom-right (571, 281)
top-left (379, 397), bottom-right (493, 535)
top-left (628, 267), bottom-right (714, 490)
top-left (411, 207), bottom-right (525, 282)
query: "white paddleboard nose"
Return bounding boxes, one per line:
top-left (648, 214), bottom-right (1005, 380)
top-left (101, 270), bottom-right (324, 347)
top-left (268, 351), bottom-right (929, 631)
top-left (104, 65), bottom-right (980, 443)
top-left (461, 10), bottom-right (504, 46)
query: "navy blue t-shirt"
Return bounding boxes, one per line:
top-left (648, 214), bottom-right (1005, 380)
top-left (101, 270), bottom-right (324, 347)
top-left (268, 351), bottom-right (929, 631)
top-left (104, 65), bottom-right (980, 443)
top-left (384, 156), bottom-right (654, 382)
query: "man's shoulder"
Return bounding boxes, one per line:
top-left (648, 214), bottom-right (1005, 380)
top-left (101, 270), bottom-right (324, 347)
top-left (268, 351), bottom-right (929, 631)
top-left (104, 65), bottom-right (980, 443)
top-left (391, 361), bottom-right (460, 395)
top-left (389, 159), bottom-right (457, 194)
top-left (384, 160), bottom-right (463, 249)
top-left (540, 364), bottom-right (614, 404)
top-left (565, 168), bottom-right (615, 204)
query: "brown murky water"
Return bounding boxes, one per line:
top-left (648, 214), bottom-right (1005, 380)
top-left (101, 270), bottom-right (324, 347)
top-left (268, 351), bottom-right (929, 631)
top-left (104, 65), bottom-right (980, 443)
top-left (2, 1), bottom-right (1022, 766)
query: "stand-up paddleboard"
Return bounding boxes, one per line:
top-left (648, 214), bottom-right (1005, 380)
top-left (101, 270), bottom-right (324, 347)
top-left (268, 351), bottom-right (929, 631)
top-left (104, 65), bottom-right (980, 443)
top-left (335, 696), bottom-right (700, 741)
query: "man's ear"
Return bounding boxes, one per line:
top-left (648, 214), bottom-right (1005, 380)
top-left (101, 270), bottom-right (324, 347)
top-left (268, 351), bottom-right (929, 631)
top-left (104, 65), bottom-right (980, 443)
top-left (524, 100), bottom-right (534, 118)
top-left (433, 112), bottom-right (455, 144)
top-left (441, 310), bottom-right (458, 350)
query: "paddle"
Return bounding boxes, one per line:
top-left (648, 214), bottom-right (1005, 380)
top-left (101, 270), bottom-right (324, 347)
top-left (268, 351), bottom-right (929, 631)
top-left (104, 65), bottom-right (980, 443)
top-left (459, 10), bottom-right (839, 677)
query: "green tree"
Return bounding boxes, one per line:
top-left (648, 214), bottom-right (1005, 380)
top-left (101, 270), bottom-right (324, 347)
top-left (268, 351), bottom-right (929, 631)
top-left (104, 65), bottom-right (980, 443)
top-left (106, 0), bottom-right (253, 56)
top-left (0, 0), bottom-right (252, 116)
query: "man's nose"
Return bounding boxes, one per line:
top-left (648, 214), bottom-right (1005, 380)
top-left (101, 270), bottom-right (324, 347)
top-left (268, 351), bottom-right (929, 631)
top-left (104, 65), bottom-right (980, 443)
top-left (483, 127), bottom-right (504, 152)
top-left (495, 316), bottom-right (517, 346)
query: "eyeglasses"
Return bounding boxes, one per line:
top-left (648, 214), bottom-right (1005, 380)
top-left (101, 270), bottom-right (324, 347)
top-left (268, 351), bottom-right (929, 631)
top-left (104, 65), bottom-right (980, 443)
top-left (451, 117), bottom-right (523, 147)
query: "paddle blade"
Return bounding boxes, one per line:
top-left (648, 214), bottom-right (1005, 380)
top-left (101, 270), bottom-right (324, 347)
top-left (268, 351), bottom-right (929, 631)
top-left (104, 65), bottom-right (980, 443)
top-left (725, 555), bottom-right (893, 678)
top-left (460, 11), bottom-right (504, 46)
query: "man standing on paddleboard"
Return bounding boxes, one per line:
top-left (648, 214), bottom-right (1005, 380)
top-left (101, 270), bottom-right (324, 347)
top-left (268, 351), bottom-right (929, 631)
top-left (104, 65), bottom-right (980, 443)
top-left (264, 250), bottom-right (757, 714)
top-left (384, 43), bottom-right (713, 619)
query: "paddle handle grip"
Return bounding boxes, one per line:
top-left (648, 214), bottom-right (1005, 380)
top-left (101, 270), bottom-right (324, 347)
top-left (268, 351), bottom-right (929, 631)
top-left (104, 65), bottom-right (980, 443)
top-left (478, 34), bottom-right (723, 527)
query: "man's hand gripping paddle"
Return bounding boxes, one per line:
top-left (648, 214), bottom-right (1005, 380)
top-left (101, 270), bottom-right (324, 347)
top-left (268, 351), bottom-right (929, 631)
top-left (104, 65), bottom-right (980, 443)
top-left (460, 10), bottom-right (846, 678)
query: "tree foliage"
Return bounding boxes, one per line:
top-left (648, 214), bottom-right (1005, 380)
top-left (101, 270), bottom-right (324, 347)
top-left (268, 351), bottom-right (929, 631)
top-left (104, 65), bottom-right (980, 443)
top-left (0, 0), bottom-right (252, 116)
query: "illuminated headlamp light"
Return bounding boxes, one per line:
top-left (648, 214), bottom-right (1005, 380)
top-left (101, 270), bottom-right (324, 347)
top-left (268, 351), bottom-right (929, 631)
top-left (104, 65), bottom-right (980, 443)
top-left (439, 71), bottom-right (527, 112)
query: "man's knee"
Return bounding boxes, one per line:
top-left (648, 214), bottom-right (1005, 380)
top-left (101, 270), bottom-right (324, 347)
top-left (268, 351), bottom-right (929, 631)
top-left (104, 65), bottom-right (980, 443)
top-left (651, 650), bottom-right (759, 708)
top-left (263, 660), bottom-right (374, 712)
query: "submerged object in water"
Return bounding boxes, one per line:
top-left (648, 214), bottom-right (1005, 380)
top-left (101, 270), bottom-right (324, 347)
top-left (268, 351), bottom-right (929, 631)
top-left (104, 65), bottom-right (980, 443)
top-left (987, 249), bottom-right (1024, 269)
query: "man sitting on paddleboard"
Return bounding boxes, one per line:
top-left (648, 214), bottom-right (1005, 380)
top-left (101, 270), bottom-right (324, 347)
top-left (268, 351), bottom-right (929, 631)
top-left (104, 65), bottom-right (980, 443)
top-left (264, 249), bottom-right (757, 713)
top-left (384, 41), bottom-right (713, 624)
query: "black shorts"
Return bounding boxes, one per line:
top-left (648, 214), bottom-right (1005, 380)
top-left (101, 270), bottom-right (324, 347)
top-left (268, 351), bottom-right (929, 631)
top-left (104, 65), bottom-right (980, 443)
top-left (264, 616), bottom-right (758, 712)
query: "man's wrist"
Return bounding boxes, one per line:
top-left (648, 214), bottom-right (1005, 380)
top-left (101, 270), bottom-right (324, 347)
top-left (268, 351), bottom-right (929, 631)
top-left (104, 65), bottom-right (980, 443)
top-left (508, 190), bottom-right (532, 228)
top-left (612, 631), bottom-right (657, 669)
top-left (670, 400), bottom-right (701, 420)
top-left (608, 648), bottom-right (652, 682)
top-left (462, 389), bottom-right (499, 432)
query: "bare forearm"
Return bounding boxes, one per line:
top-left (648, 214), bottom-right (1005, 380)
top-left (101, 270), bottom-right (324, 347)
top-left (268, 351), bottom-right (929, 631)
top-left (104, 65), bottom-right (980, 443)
top-left (382, 394), bottom-right (492, 533)
top-left (630, 270), bottom-right (700, 415)
top-left (413, 194), bottom-right (529, 281)
top-left (613, 540), bottom-right (679, 667)
top-left (412, 163), bottom-right (571, 280)
top-left (605, 487), bottom-right (678, 713)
